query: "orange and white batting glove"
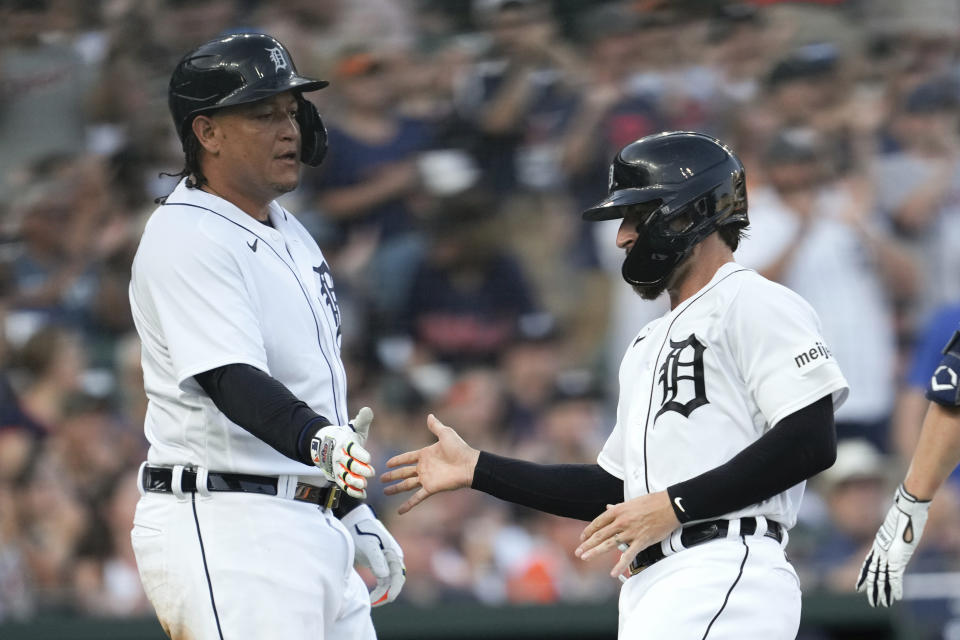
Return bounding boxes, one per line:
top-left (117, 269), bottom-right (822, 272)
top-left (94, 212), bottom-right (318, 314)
top-left (311, 407), bottom-right (375, 499)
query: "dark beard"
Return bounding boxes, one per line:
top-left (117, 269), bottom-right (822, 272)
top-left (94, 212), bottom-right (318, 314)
top-left (629, 252), bottom-right (694, 300)
top-left (633, 282), bottom-right (668, 300)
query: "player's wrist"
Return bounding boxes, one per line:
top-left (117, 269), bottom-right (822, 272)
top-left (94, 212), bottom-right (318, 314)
top-left (665, 484), bottom-right (693, 524)
top-left (465, 447), bottom-right (481, 488)
top-left (297, 415), bottom-right (333, 464)
top-left (901, 478), bottom-right (935, 503)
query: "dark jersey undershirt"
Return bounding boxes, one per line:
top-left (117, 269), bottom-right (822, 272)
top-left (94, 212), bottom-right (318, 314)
top-left (193, 363), bottom-right (365, 516)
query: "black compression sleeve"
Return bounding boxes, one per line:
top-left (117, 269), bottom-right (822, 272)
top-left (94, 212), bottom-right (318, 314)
top-left (666, 394), bottom-right (837, 524)
top-left (194, 364), bottom-right (331, 465)
top-left (470, 453), bottom-right (624, 521)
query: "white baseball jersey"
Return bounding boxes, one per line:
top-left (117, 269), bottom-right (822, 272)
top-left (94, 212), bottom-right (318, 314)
top-left (598, 262), bottom-right (849, 529)
top-left (129, 178), bottom-right (347, 479)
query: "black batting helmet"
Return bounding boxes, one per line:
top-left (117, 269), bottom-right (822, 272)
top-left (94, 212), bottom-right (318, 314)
top-left (169, 33), bottom-right (329, 166)
top-left (582, 131), bottom-right (748, 287)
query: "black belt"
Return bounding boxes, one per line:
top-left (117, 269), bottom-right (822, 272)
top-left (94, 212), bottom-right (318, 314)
top-left (628, 517), bottom-right (783, 576)
top-left (141, 466), bottom-right (340, 510)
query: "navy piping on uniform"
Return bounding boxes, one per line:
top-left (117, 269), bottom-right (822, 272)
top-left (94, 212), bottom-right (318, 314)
top-left (640, 268), bottom-right (749, 493)
top-left (354, 523), bottom-right (385, 550)
top-left (283, 243), bottom-right (347, 400)
top-left (701, 536), bottom-right (749, 640)
top-left (191, 493), bottom-right (225, 640)
top-left (163, 202), bottom-right (344, 424)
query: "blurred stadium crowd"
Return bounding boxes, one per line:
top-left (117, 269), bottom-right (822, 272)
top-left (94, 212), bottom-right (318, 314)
top-left (2, 0), bottom-right (960, 631)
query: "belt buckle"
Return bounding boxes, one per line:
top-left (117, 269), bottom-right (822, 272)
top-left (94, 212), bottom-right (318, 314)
top-left (324, 486), bottom-right (341, 511)
top-left (628, 558), bottom-right (648, 576)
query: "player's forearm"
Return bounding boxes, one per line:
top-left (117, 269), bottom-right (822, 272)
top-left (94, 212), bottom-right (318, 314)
top-left (667, 394), bottom-right (836, 523)
top-left (471, 452), bottom-right (623, 521)
top-left (194, 363), bottom-right (331, 465)
top-left (903, 403), bottom-right (960, 500)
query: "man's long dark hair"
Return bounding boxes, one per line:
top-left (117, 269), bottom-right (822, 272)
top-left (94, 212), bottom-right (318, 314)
top-left (155, 128), bottom-right (207, 204)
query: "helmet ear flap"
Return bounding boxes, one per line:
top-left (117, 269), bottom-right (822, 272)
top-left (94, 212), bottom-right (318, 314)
top-left (297, 95), bottom-right (328, 167)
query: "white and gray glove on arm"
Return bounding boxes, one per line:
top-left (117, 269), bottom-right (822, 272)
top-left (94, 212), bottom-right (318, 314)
top-left (311, 407), bottom-right (375, 499)
top-left (341, 504), bottom-right (406, 607)
top-left (856, 484), bottom-right (931, 607)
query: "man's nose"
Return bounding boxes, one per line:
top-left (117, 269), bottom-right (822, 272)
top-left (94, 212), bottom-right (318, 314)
top-left (616, 219), bottom-right (638, 249)
top-left (281, 113), bottom-right (299, 140)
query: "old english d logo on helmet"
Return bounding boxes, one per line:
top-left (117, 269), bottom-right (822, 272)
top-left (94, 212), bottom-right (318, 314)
top-left (581, 132), bottom-right (748, 287)
top-left (266, 46), bottom-right (288, 72)
top-left (168, 33), bottom-right (330, 166)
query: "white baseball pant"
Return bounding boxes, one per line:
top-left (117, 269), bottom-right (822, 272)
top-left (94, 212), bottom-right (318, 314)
top-left (618, 530), bottom-right (801, 638)
top-left (131, 473), bottom-right (375, 640)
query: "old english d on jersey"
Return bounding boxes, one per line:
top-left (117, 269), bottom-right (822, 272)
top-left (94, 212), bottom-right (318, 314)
top-left (598, 263), bottom-right (849, 530)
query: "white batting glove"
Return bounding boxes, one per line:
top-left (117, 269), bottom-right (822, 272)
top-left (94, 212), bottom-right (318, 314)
top-left (310, 407), bottom-right (375, 499)
top-left (341, 504), bottom-right (406, 607)
top-left (856, 484), bottom-right (930, 607)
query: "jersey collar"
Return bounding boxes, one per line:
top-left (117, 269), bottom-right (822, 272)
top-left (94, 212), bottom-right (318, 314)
top-left (169, 178), bottom-right (289, 240)
top-left (670, 261), bottom-right (749, 316)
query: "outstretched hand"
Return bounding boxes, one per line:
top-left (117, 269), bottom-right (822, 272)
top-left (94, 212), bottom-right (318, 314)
top-left (381, 414), bottom-right (480, 514)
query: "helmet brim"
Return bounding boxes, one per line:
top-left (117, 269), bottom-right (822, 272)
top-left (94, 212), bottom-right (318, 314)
top-left (180, 74), bottom-right (329, 139)
top-left (581, 187), bottom-right (676, 221)
top-left (222, 74), bottom-right (329, 107)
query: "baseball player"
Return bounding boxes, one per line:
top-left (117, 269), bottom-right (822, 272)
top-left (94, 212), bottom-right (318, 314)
top-left (382, 132), bottom-right (849, 638)
top-left (857, 329), bottom-right (960, 607)
top-left (128, 34), bottom-right (404, 639)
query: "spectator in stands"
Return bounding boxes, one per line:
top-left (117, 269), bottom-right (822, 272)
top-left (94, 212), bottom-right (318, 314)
top-left (807, 440), bottom-right (889, 592)
top-left (0, 0), bottom-right (95, 199)
top-left (499, 313), bottom-right (563, 436)
top-left (456, 0), bottom-right (584, 195)
top-left (560, 3), bottom-right (662, 267)
top-left (254, 0), bottom-right (415, 78)
top-left (396, 189), bottom-right (539, 367)
top-left (704, 4), bottom-right (770, 109)
top-left (894, 303), bottom-right (960, 462)
top-left (5, 178), bottom-right (100, 331)
top-left (737, 129), bottom-right (917, 450)
top-left (9, 325), bottom-right (85, 434)
top-left (308, 46), bottom-right (434, 242)
top-left (515, 370), bottom-right (606, 465)
top-left (71, 468), bottom-right (149, 617)
top-left (874, 76), bottom-right (960, 318)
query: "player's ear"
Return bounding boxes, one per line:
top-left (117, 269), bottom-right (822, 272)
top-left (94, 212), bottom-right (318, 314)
top-left (192, 115), bottom-right (221, 155)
